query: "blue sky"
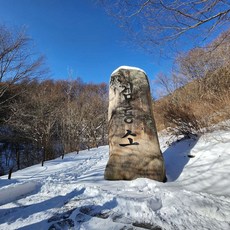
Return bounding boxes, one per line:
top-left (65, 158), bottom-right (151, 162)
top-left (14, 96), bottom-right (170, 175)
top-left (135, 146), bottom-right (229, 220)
top-left (0, 0), bottom-right (171, 84)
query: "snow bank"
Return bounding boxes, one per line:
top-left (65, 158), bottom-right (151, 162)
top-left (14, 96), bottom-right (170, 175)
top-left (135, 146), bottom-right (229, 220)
top-left (0, 181), bottom-right (41, 205)
top-left (170, 130), bottom-right (230, 196)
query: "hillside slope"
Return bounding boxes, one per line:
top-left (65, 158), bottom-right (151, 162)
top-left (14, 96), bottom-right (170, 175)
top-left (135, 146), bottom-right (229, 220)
top-left (0, 129), bottom-right (230, 230)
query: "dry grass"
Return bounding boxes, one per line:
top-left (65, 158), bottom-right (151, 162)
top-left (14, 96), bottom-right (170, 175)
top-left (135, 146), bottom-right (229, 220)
top-left (153, 69), bottom-right (230, 135)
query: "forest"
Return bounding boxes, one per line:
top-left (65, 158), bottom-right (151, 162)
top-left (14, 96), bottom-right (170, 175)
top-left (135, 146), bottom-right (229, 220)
top-left (0, 25), bottom-right (108, 177)
top-left (1, 16), bottom-right (230, 177)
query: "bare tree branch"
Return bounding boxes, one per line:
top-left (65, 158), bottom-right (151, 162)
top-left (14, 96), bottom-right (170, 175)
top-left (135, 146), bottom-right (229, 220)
top-left (99, 0), bottom-right (230, 54)
top-left (0, 25), bottom-right (47, 105)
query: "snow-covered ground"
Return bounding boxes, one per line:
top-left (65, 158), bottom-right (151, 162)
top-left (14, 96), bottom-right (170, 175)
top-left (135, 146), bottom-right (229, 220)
top-left (0, 129), bottom-right (230, 230)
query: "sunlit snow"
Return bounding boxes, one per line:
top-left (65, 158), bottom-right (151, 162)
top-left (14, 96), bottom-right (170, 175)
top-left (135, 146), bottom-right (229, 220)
top-left (0, 129), bottom-right (230, 229)
top-left (111, 66), bottom-right (146, 75)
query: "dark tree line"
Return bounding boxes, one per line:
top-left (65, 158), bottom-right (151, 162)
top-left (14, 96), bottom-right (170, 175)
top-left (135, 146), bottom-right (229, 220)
top-left (0, 25), bottom-right (108, 177)
top-left (0, 76), bottom-right (108, 177)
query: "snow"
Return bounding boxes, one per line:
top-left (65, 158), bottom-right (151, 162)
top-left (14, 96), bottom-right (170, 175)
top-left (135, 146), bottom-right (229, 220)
top-left (0, 181), bottom-right (40, 206)
top-left (111, 66), bottom-right (146, 75)
top-left (0, 129), bottom-right (230, 229)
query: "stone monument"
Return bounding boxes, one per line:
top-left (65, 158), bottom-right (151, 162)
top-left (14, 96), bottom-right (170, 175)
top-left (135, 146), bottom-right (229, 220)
top-left (104, 66), bottom-right (166, 181)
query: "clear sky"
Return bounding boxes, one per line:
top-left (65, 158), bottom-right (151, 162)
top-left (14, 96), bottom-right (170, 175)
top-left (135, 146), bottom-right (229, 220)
top-left (0, 0), bottom-right (170, 84)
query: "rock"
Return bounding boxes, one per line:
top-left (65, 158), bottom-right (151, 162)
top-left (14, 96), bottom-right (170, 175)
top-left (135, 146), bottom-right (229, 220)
top-left (104, 66), bottom-right (166, 181)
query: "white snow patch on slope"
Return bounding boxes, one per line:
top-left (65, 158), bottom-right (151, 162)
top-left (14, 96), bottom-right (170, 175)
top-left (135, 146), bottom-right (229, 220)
top-left (0, 181), bottom-right (40, 205)
top-left (0, 131), bottom-right (230, 230)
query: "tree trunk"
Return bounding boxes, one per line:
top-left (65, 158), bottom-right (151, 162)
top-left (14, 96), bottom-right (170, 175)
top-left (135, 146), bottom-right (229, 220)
top-left (8, 167), bottom-right (13, 179)
top-left (41, 147), bottom-right (45, 167)
top-left (16, 146), bottom-right (20, 170)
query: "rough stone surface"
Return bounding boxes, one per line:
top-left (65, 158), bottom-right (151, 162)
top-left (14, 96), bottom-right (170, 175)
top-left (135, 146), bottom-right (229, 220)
top-left (104, 66), bottom-right (166, 181)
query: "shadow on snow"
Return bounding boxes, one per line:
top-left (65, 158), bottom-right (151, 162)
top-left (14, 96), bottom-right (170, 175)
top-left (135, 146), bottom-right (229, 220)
top-left (163, 136), bottom-right (199, 182)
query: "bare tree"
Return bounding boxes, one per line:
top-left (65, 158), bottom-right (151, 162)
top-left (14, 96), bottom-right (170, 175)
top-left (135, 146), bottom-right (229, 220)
top-left (173, 29), bottom-right (230, 94)
top-left (81, 83), bottom-right (108, 149)
top-left (59, 81), bottom-right (108, 154)
top-left (154, 72), bottom-right (179, 97)
top-left (100, 0), bottom-right (230, 54)
top-left (153, 30), bottom-right (230, 135)
top-left (153, 29), bottom-right (230, 98)
top-left (7, 80), bottom-right (62, 164)
top-left (59, 79), bottom-right (85, 154)
top-left (0, 25), bottom-right (46, 105)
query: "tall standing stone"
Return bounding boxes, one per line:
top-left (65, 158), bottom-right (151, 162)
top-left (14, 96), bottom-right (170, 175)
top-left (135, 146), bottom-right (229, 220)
top-left (104, 66), bottom-right (166, 181)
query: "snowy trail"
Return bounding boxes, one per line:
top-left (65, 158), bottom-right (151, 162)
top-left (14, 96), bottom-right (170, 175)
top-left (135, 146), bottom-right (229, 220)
top-left (0, 131), bottom-right (230, 229)
top-left (0, 147), bottom-right (112, 229)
